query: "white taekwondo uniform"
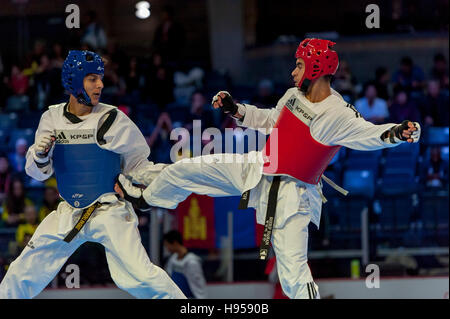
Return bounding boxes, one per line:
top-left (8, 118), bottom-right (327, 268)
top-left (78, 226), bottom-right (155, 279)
top-left (133, 88), bottom-right (410, 299)
top-left (0, 102), bottom-right (185, 299)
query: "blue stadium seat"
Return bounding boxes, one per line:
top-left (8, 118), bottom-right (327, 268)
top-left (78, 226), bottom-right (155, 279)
top-left (344, 149), bottom-right (381, 174)
top-left (167, 105), bottom-right (190, 124)
top-left (346, 199), bottom-right (367, 231)
top-left (322, 170), bottom-right (339, 198)
top-left (379, 172), bottom-right (417, 195)
top-left (385, 141), bottom-right (420, 158)
top-left (6, 95), bottom-right (30, 112)
top-left (231, 85), bottom-right (254, 101)
top-left (441, 146), bottom-right (449, 162)
top-left (382, 156), bottom-right (417, 175)
top-left (135, 103), bottom-right (159, 119)
top-left (343, 169), bottom-right (375, 198)
top-left (8, 128), bottom-right (35, 149)
top-left (0, 113), bottom-right (19, 130)
top-left (17, 111), bottom-right (41, 130)
top-left (347, 149), bottom-right (382, 159)
top-left (425, 127), bottom-right (449, 145)
top-left (381, 197), bottom-right (414, 230)
top-left (0, 129), bottom-right (9, 144)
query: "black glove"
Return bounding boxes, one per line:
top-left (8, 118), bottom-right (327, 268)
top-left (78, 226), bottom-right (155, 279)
top-left (387, 120), bottom-right (421, 143)
top-left (115, 174), bottom-right (151, 212)
top-left (211, 91), bottom-right (239, 116)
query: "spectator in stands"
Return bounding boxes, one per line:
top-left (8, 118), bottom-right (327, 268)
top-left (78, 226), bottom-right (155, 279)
top-left (124, 56), bottom-right (141, 95)
top-left (147, 112), bottom-right (174, 163)
top-left (23, 39), bottom-right (46, 79)
top-left (389, 88), bottom-right (421, 124)
top-left (81, 11), bottom-right (107, 51)
top-left (38, 178), bottom-right (60, 222)
top-left (47, 44), bottom-right (67, 105)
top-left (184, 91), bottom-right (215, 132)
top-left (50, 43), bottom-right (65, 69)
top-left (392, 56), bottom-right (425, 94)
top-left (331, 60), bottom-right (357, 103)
top-left (8, 138), bottom-right (28, 174)
top-left (153, 5), bottom-right (186, 67)
top-left (105, 40), bottom-right (128, 77)
top-left (430, 53), bottom-right (449, 90)
top-left (251, 79), bottom-right (280, 109)
top-left (5, 64), bottom-right (30, 112)
top-left (0, 154), bottom-right (12, 204)
top-left (423, 146), bottom-right (448, 188)
top-left (374, 66), bottom-right (391, 102)
top-left (148, 65), bottom-right (174, 110)
top-left (355, 82), bottom-right (389, 124)
top-left (102, 55), bottom-right (126, 101)
top-left (163, 230), bottom-right (207, 299)
top-left (34, 54), bottom-right (52, 110)
top-left (0, 53), bottom-right (7, 108)
top-left (8, 64), bottom-right (29, 96)
top-left (1, 178), bottom-right (34, 227)
top-left (420, 79), bottom-right (449, 127)
top-left (15, 205), bottom-right (39, 250)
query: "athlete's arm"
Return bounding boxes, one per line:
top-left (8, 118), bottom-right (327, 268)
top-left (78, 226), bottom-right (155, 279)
top-left (212, 89), bottom-right (294, 134)
top-left (25, 110), bottom-right (55, 181)
top-left (321, 107), bottom-right (420, 150)
top-left (103, 110), bottom-right (169, 186)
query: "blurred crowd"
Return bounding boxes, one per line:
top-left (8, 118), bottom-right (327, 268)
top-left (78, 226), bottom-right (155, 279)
top-left (0, 7), bottom-right (448, 282)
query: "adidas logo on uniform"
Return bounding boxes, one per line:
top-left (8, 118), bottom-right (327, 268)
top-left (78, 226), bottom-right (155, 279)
top-left (57, 132), bottom-right (67, 140)
top-left (56, 131), bottom-right (69, 144)
top-left (286, 98), bottom-right (296, 109)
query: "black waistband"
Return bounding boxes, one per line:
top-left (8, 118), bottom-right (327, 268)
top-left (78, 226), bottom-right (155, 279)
top-left (63, 202), bottom-right (102, 243)
top-left (238, 176), bottom-right (281, 260)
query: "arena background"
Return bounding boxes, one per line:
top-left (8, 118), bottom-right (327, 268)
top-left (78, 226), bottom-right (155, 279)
top-left (0, 0), bottom-right (448, 299)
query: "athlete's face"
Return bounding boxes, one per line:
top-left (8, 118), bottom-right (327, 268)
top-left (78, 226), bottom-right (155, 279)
top-left (291, 58), bottom-right (306, 87)
top-left (83, 73), bottom-right (104, 106)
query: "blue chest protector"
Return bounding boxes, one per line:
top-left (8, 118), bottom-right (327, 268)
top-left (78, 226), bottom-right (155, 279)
top-left (52, 111), bottom-right (120, 209)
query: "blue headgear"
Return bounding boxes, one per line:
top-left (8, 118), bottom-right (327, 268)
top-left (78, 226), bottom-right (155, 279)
top-left (62, 50), bottom-right (104, 106)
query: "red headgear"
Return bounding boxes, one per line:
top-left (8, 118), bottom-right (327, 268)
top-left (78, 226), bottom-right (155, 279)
top-left (295, 38), bottom-right (339, 88)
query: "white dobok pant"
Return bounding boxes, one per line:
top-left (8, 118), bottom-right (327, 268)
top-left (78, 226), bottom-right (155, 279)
top-left (0, 197), bottom-right (186, 299)
top-left (144, 153), bottom-right (320, 299)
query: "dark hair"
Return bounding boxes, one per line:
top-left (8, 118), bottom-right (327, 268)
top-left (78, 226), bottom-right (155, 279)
top-left (375, 66), bottom-right (388, 80)
top-left (6, 177), bottom-right (27, 216)
top-left (87, 10), bottom-right (97, 20)
top-left (434, 53), bottom-right (446, 63)
top-left (363, 81), bottom-right (377, 94)
top-left (393, 85), bottom-right (409, 97)
top-left (163, 230), bottom-right (183, 245)
top-left (401, 56), bottom-right (413, 67)
top-left (323, 74), bottom-right (333, 82)
top-left (163, 5), bottom-right (175, 18)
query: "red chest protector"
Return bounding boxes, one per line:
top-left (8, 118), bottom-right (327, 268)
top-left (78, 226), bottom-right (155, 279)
top-left (262, 95), bottom-right (341, 185)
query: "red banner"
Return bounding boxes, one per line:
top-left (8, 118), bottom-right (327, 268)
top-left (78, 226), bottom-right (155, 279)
top-left (176, 194), bottom-right (216, 249)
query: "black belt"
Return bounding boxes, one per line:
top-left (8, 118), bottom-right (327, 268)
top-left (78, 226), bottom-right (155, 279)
top-left (238, 175), bottom-right (281, 260)
top-left (63, 202), bottom-right (102, 243)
